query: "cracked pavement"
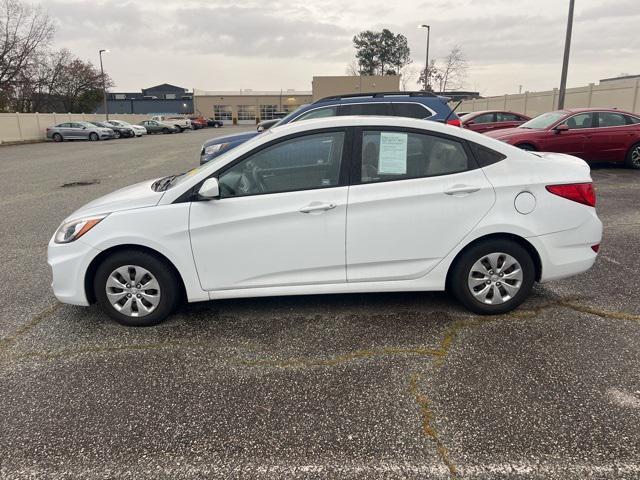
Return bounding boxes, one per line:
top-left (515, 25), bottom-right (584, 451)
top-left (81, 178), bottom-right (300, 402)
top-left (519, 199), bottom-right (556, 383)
top-left (0, 129), bottom-right (639, 479)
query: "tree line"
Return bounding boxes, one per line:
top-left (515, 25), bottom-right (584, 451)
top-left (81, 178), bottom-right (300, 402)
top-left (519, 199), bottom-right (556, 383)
top-left (349, 28), bottom-right (468, 93)
top-left (0, 0), bottom-right (112, 113)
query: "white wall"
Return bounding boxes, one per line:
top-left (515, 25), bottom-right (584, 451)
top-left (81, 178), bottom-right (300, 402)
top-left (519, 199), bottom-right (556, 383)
top-left (456, 79), bottom-right (640, 117)
top-left (0, 113), bottom-right (152, 144)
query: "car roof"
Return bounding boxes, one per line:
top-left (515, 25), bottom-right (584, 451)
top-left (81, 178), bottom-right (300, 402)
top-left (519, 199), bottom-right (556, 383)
top-left (313, 91), bottom-right (450, 106)
top-left (562, 107), bottom-right (633, 114)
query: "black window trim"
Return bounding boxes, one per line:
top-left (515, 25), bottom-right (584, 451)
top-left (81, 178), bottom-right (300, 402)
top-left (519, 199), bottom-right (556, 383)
top-left (187, 127), bottom-right (353, 201)
top-left (349, 125), bottom-right (480, 186)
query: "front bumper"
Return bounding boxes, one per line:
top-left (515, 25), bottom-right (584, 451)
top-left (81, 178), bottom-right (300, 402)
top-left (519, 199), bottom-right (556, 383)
top-left (48, 238), bottom-right (101, 306)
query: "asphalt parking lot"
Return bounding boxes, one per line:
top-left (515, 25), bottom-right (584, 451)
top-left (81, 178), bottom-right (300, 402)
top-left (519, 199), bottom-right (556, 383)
top-left (0, 128), bottom-right (639, 479)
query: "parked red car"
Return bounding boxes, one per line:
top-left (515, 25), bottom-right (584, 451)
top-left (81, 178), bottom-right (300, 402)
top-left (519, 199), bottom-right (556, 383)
top-left (485, 108), bottom-right (640, 168)
top-left (460, 110), bottom-right (530, 133)
top-left (188, 116), bottom-right (208, 129)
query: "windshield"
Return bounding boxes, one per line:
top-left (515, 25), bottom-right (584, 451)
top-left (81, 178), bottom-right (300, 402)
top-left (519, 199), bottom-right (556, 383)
top-left (113, 120), bottom-right (128, 126)
top-left (519, 111), bottom-right (567, 129)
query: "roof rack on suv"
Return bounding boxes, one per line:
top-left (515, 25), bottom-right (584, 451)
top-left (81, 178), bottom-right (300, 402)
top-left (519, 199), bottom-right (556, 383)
top-left (315, 91), bottom-right (437, 103)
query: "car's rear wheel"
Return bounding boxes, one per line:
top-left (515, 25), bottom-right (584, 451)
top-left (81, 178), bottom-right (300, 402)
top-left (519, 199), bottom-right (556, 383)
top-left (517, 143), bottom-right (537, 151)
top-left (94, 250), bottom-right (180, 327)
top-left (625, 142), bottom-right (640, 169)
top-left (52, 133), bottom-right (63, 142)
top-left (450, 239), bottom-right (535, 315)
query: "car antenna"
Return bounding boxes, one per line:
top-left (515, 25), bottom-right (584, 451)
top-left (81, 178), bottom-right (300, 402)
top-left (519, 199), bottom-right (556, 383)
top-left (444, 100), bottom-right (463, 124)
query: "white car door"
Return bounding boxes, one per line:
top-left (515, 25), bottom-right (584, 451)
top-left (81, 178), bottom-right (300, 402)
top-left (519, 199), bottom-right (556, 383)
top-left (346, 128), bottom-right (495, 282)
top-left (189, 129), bottom-right (349, 291)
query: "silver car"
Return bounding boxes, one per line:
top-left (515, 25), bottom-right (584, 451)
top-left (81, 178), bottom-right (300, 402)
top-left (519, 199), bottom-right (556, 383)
top-left (46, 121), bottom-right (115, 142)
top-left (106, 120), bottom-right (147, 136)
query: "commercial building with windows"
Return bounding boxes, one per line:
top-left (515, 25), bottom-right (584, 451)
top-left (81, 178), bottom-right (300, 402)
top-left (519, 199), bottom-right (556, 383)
top-left (193, 89), bottom-right (313, 125)
top-left (95, 84), bottom-right (193, 115)
top-left (193, 76), bottom-right (401, 125)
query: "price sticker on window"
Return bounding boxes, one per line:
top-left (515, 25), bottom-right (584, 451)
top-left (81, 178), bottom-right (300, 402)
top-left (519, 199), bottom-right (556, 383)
top-left (378, 132), bottom-right (407, 175)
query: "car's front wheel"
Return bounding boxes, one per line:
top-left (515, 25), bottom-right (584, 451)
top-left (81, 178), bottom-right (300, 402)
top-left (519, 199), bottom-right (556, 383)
top-left (89, 132), bottom-right (99, 141)
top-left (114, 130), bottom-right (121, 139)
top-left (94, 250), bottom-right (180, 326)
top-left (449, 239), bottom-right (535, 315)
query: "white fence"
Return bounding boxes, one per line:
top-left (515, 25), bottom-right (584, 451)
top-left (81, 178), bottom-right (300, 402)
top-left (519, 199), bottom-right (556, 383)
top-left (0, 112), bottom-right (153, 144)
top-left (456, 79), bottom-right (640, 117)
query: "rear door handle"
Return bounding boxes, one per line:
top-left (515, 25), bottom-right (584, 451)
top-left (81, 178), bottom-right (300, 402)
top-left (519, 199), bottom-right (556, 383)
top-left (299, 202), bottom-right (337, 213)
top-left (444, 185), bottom-right (481, 195)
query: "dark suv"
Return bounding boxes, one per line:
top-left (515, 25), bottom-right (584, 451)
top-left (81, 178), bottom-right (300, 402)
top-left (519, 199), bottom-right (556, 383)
top-left (199, 91), bottom-right (459, 164)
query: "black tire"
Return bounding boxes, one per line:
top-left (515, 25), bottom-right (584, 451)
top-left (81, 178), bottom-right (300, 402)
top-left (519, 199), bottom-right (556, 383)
top-left (175, 125), bottom-right (183, 133)
top-left (89, 132), bottom-right (99, 141)
top-left (114, 130), bottom-right (121, 139)
top-left (52, 133), bottom-right (63, 142)
top-left (162, 128), bottom-right (170, 134)
top-left (625, 142), bottom-right (640, 169)
top-left (516, 143), bottom-right (537, 151)
top-left (94, 250), bottom-right (180, 327)
top-left (449, 239), bottom-right (535, 315)
top-left (213, 123), bottom-right (220, 128)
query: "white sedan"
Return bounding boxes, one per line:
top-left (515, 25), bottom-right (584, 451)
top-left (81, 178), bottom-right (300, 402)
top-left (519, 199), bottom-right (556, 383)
top-left (48, 116), bottom-right (602, 326)
top-left (106, 119), bottom-right (147, 136)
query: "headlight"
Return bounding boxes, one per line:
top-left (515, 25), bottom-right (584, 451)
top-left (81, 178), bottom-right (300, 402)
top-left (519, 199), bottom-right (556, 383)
top-left (203, 143), bottom-right (230, 155)
top-left (54, 214), bottom-right (108, 244)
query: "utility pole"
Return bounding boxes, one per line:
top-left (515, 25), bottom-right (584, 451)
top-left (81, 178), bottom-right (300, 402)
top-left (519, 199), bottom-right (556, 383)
top-left (558, 0), bottom-right (575, 109)
top-left (99, 49), bottom-right (110, 120)
top-left (419, 24), bottom-right (431, 91)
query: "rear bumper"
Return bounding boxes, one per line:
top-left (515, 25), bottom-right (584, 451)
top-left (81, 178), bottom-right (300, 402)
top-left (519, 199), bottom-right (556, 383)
top-left (529, 210), bottom-right (603, 282)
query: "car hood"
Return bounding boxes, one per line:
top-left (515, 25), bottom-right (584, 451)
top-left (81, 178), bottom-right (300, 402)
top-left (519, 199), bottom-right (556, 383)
top-left (202, 131), bottom-right (260, 148)
top-left (65, 178), bottom-right (164, 221)
top-left (484, 127), bottom-right (538, 139)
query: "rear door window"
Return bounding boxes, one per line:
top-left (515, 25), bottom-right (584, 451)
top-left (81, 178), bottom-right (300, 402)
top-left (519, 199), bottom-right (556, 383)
top-left (598, 112), bottom-right (627, 127)
top-left (472, 113), bottom-right (495, 124)
top-left (359, 130), bottom-right (472, 184)
top-left (391, 103), bottom-right (433, 119)
top-left (496, 112), bottom-right (521, 122)
top-left (338, 103), bottom-right (391, 116)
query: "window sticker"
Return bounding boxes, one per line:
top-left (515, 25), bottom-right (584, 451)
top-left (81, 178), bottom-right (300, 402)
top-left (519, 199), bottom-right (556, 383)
top-left (378, 132), bottom-right (408, 175)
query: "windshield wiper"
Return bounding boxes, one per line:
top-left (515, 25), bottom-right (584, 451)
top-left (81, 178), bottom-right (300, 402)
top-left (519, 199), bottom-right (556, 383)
top-left (152, 175), bottom-right (178, 192)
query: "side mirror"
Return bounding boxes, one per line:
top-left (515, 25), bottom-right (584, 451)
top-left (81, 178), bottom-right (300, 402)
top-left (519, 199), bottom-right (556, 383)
top-left (554, 124), bottom-right (569, 133)
top-left (257, 125), bottom-right (264, 132)
top-left (198, 177), bottom-right (220, 199)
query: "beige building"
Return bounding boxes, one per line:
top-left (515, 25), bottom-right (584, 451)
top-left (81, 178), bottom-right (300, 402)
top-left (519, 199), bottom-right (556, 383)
top-left (193, 76), bottom-right (402, 125)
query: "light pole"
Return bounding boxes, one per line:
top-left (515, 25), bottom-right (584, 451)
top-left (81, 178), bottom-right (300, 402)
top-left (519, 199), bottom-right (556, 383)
top-left (99, 49), bottom-right (110, 120)
top-left (558, 0), bottom-right (575, 109)
top-left (419, 24), bottom-right (430, 91)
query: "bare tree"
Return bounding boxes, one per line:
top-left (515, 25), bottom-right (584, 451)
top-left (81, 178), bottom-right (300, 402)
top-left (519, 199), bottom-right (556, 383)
top-left (417, 46), bottom-right (468, 93)
top-left (400, 65), bottom-right (419, 91)
top-left (345, 59), bottom-right (360, 76)
top-left (0, 0), bottom-right (55, 108)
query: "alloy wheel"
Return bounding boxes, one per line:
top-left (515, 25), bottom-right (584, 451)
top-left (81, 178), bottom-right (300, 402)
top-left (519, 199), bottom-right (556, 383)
top-left (467, 252), bottom-right (523, 305)
top-left (632, 146), bottom-right (640, 167)
top-left (105, 265), bottom-right (161, 317)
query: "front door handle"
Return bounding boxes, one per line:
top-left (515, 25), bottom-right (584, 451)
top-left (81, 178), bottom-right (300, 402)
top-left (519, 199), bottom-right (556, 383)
top-left (299, 202), bottom-right (337, 213)
top-left (444, 185), bottom-right (481, 195)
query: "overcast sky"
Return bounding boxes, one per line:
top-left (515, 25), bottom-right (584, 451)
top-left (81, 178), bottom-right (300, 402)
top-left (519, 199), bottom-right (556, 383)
top-left (41, 0), bottom-right (639, 97)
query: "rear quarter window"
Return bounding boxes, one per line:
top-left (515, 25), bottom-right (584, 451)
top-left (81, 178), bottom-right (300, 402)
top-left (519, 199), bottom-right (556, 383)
top-left (391, 103), bottom-right (433, 119)
top-left (469, 142), bottom-right (507, 167)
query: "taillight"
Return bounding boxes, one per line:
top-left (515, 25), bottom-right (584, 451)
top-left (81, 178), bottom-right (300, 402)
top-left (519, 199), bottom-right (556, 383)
top-left (446, 119), bottom-right (462, 127)
top-left (546, 183), bottom-right (596, 207)
top-left (591, 244), bottom-right (600, 253)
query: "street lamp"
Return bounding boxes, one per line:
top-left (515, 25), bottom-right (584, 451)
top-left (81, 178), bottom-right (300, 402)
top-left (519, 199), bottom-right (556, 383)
top-left (99, 49), bottom-right (110, 120)
top-left (419, 24), bottom-right (430, 91)
top-left (558, 0), bottom-right (575, 109)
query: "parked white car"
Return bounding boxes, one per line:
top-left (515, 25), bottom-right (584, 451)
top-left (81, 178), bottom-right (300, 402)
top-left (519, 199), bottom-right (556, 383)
top-left (48, 116), bottom-right (602, 326)
top-left (150, 115), bottom-right (191, 132)
top-left (106, 120), bottom-right (147, 136)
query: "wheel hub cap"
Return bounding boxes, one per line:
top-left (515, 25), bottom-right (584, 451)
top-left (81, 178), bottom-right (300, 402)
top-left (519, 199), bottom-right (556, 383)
top-left (105, 265), bottom-right (161, 317)
top-left (467, 252), bottom-right (523, 305)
